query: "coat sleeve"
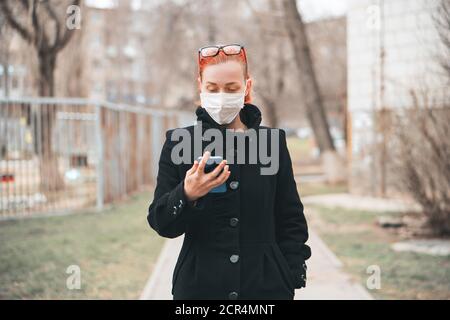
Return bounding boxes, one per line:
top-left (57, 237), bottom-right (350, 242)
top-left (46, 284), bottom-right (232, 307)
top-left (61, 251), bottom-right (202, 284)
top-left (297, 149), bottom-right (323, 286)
top-left (147, 129), bottom-right (206, 238)
top-left (274, 129), bottom-right (312, 288)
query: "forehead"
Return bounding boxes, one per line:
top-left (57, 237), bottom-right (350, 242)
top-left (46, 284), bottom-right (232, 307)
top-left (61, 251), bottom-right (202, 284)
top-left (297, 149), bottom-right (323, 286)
top-left (202, 60), bottom-right (244, 85)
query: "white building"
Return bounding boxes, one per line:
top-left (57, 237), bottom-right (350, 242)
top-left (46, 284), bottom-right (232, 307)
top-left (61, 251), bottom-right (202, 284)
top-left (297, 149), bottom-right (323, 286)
top-left (346, 0), bottom-right (447, 195)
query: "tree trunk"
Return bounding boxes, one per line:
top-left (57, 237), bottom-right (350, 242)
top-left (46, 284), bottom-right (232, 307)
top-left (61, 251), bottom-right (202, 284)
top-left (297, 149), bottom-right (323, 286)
top-left (37, 52), bottom-right (64, 192)
top-left (38, 52), bottom-right (56, 96)
top-left (282, 0), bottom-right (346, 183)
top-left (261, 97), bottom-right (279, 127)
top-left (282, 0), bottom-right (334, 152)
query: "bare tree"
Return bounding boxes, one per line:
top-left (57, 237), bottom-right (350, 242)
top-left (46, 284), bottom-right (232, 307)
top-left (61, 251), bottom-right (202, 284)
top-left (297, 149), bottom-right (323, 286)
top-left (0, 0), bottom-right (80, 96)
top-left (244, 0), bottom-right (286, 127)
top-left (144, 0), bottom-right (207, 109)
top-left (281, 0), bottom-right (345, 182)
top-left (391, 90), bottom-right (450, 235)
top-left (281, 0), bottom-right (334, 151)
top-left (389, 0), bottom-right (450, 235)
top-left (434, 0), bottom-right (450, 77)
top-left (0, 0), bottom-right (80, 191)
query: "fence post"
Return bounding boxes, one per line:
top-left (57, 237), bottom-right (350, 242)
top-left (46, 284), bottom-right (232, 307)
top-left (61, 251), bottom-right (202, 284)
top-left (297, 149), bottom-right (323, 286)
top-left (151, 114), bottom-right (163, 182)
top-left (95, 103), bottom-right (104, 210)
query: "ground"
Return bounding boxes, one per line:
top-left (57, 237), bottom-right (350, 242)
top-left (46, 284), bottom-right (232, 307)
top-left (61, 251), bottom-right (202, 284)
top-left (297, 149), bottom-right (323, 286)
top-left (1, 136), bottom-right (448, 299)
top-left (288, 136), bottom-right (450, 299)
top-left (308, 204), bottom-right (450, 299)
top-left (0, 192), bottom-right (162, 299)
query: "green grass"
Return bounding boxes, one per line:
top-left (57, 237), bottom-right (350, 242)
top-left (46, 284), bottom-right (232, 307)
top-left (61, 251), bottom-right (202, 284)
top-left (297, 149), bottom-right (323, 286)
top-left (287, 136), bottom-right (349, 197)
top-left (286, 136), bottom-right (312, 157)
top-left (298, 182), bottom-right (348, 197)
top-left (0, 192), bottom-right (165, 299)
top-left (310, 205), bottom-right (450, 299)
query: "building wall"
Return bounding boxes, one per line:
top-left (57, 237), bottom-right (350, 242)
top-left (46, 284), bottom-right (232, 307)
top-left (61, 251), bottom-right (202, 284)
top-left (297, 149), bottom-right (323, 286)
top-left (81, 2), bottom-right (155, 104)
top-left (347, 0), bottom-right (447, 195)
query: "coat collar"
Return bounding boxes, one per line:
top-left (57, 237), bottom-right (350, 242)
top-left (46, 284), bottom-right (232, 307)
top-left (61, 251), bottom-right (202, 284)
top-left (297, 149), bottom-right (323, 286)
top-left (195, 103), bottom-right (262, 130)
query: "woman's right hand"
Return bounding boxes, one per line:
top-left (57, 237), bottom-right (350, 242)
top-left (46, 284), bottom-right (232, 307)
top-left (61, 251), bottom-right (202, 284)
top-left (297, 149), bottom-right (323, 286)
top-left (183, 151), bottom-right (230, 202)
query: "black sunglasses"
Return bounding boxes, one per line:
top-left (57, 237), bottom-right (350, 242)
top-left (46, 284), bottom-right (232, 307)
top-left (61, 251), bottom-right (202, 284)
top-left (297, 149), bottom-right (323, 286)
top-left (198, 44), bottom-right (247, 62)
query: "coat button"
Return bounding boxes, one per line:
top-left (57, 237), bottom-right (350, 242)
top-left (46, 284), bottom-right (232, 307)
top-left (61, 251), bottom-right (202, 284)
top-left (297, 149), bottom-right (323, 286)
top-left (230, 217), bottom-right (239, 227)
top-left (230, 254), bottom-right (239, 263)
top-left (228, 291), bottom-right (238, 300)
top-left (229, 181), bottom-right (239, 190)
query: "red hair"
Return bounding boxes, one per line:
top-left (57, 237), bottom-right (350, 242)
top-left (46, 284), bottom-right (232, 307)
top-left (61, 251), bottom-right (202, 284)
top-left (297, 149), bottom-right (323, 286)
top-left (198, 50), bottom-right (252, 104)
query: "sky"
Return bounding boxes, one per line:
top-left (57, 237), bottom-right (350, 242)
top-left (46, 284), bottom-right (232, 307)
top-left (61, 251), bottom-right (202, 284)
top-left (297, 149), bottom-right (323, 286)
top-left (299, 0), bottom-right (349, 22)
top-left (86, 0), bottom-right (350, 21)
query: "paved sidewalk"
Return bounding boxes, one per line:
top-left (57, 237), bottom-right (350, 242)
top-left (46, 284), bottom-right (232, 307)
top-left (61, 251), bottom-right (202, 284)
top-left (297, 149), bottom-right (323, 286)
top-left (294, 229), bottom-right (373, 300)
top-left (140, 228), bottom-right (373, 300)
top-left (302, 193), bottom-right (420, 213)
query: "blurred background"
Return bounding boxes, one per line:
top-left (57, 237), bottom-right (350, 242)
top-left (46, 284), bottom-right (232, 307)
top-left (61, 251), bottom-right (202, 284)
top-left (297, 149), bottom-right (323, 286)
top-left (0, 0), bottom-right (448, 300)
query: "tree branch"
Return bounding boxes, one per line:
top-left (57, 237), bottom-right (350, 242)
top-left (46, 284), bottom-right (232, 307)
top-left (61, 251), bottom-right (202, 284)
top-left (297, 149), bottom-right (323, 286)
top-left (31, 0), bottom-right (47, 50)
top-left (53, 0), bottom-right (80, 52)
top-left (42, 0), bottom-right (61, 52)
top-left (0, 0), bottom-right (33, 43)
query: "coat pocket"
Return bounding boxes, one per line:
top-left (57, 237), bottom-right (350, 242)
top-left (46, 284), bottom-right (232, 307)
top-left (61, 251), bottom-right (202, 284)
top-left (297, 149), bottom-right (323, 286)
top-left (272, 244), bottom-right (296, 290)
top-left (172, 240), bottom-right (192, 293)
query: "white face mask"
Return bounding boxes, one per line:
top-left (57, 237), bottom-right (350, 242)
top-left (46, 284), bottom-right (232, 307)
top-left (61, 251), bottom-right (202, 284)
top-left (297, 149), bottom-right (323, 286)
top-left (200, 80), bottom-right (248, 125)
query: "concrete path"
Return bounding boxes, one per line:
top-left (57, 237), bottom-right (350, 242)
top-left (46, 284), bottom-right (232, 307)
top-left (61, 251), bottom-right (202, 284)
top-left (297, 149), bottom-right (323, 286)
top-left (140, 236), bottom-right (177, 300)
top-left (303, 193), bottom-right (420, 213)
top-left (294, 229), bottom-right (373, 300)
top-left (140, 228), bottom-right (373, 300)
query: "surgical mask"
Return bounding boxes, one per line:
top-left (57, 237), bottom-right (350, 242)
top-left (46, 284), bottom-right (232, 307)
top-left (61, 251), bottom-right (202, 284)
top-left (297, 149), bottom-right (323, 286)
top-left (200, 80), bottom-right (249, 125)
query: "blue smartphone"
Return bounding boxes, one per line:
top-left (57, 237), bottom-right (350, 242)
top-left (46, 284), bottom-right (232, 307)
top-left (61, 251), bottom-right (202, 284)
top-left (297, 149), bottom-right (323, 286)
top-left (197, 155), bottom-right (227, 193)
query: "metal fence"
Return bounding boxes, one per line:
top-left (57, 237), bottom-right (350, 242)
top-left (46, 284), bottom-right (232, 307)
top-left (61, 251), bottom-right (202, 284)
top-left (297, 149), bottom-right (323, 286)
top-left (0, 97), bottom-right (194, 220)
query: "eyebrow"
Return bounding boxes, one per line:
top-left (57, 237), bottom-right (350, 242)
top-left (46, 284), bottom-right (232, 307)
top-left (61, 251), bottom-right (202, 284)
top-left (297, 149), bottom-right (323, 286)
top-left (206, 81), bottom-right (240, 85)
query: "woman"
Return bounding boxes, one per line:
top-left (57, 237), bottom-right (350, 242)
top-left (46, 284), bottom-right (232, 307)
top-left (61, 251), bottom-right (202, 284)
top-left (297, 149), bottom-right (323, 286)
top-left (147, 43), bottom-right (311, 300)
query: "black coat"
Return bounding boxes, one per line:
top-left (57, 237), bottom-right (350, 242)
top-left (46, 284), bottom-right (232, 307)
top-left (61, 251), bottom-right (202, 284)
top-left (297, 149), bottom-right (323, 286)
top-left (147, 103), bottom-right (311, 300)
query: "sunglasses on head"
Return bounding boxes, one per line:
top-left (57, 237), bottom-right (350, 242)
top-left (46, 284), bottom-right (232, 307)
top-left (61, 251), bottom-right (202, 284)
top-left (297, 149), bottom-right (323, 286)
top-left (198, 43), bottom-right (247, 63)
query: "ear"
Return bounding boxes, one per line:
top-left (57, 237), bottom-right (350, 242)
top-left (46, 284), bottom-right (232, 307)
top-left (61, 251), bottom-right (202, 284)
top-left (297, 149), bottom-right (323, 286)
top-left (245, 77), bottom-right (252, 96)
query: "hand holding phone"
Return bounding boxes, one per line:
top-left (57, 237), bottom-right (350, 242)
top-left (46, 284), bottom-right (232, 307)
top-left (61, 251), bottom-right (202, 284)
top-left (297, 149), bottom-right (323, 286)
top-left (183, 151), bottom-right (230, 202)
top-left (196, 155), bottom-right (227, 193)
